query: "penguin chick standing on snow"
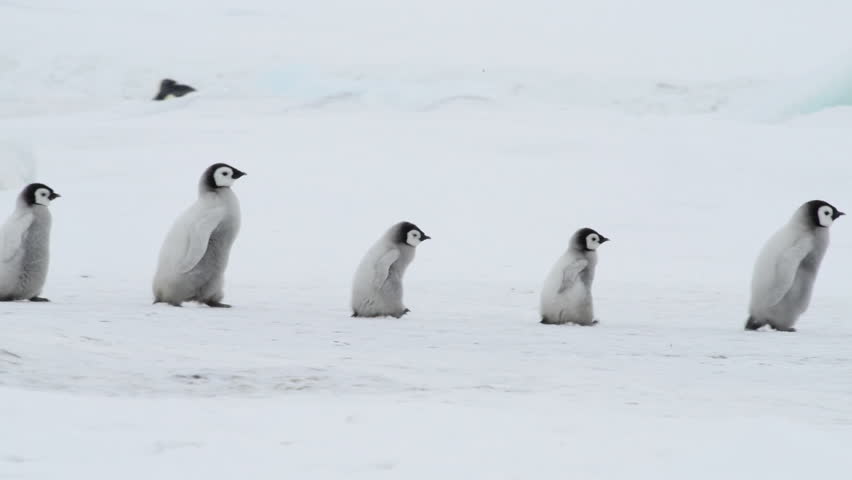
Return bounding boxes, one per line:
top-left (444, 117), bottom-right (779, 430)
top-left (0, 183), bottom-right (60, 302)
top-left (153, 78), bottom-right (195, 101)
top-left (153, 163), bottom-right (245, 307)
top-left (746, 200), bottom-right (844, 332)
top-left (540, 228), bottom-right (609, 325)
top-left (351, 221), bottom-right (430, 318)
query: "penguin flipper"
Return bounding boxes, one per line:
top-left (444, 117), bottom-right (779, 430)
top-left (757, 238), bottom-right (813, 310)
top-left (557, 259), bottom-right (588, 294)
top-left (174, 205), bottom-right (227, 274)
top-left (0, 212), bottom-right (34, 264)
top-left (372, 248), bottom-right (400, 289)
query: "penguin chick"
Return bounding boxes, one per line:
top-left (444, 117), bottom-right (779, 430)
top-left (746, 200), bottom-right (844, 332)
top-left (153, 163), bottom-right (245, 307)
top-left (0, 183), bottom-right (60, 302)
top-left (351, 221), bottom-right (430, 318)
top-left (153, 78), bottom-right (196, 101)
top-left (540, 227), bottom-right (609, 326)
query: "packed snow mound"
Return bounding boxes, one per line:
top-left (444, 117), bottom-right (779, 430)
top-left (3, 0), bottom-right (852, 118)
top-left (752, 57), bottom-right (852, 120)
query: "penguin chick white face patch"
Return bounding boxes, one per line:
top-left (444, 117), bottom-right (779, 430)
top-left (585, 233), bottom-right (602, 251)
top-left (34, 187), bottom-right (54, 206)
top-left (406, 230), bottom-right (423, 247)
top-left (818, 205), bottom-right (837, 227)
top-left (214, 166), bottom-right (236, 187)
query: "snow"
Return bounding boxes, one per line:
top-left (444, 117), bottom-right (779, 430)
top-left (3, 0), bottom-right (852, 478)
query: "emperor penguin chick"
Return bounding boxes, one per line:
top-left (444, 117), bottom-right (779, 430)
top-left (746, 200), bottom-right (844, 332)
top-left (540, 228), bottom-right (609, 325)
top-left (0, 183), bottom-right (61, 302)
top-left (351, 221), bottom-right (430, 318)
top-left (153, 163), bottom-right (245, 307)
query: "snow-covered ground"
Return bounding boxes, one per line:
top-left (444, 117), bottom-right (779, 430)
top-left (3, 1), bottom-right (852, 478)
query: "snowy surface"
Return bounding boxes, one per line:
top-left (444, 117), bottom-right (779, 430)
top-left (3, 1), bottom-right (852, 479)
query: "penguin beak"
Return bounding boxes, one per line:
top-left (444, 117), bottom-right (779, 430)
top-left (48, 192), bottom-right (61, 200)
top-left (600, 236), bottom-right (610, 243)
top-left (421, 234), bottom-right (431, 241)
top-left (232, 170), bottom-right (247, 179)
top-left (835, 211), bottom-right (846, 219)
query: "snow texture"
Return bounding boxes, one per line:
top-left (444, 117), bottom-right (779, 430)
top-left (2, 1), bottom-right (852, 478)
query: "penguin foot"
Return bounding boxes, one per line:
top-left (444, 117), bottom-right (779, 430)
top-left (205, 301), bottom-right (232, 308)
top-left (745, 317), bottom-right (766, 331)
top-left (29, 296), bottom-right (50, 302)
top-left (154, 299), bottom-right (183, 307)
top-left (769, 325), bottom-right (797, 332)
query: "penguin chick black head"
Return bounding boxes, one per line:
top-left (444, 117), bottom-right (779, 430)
top-left (201, 163), bottom-right (246, 191)
top-left (573, 227), bottom-right (609, 252)
top-left (20, 183), bottom-right (60, 207)
top-left (153, 78), bottom-right (196, 101)
top-left (800, 200), bottom-right (844, 228)
top-left (395, 221), bottom-right (431, 247)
